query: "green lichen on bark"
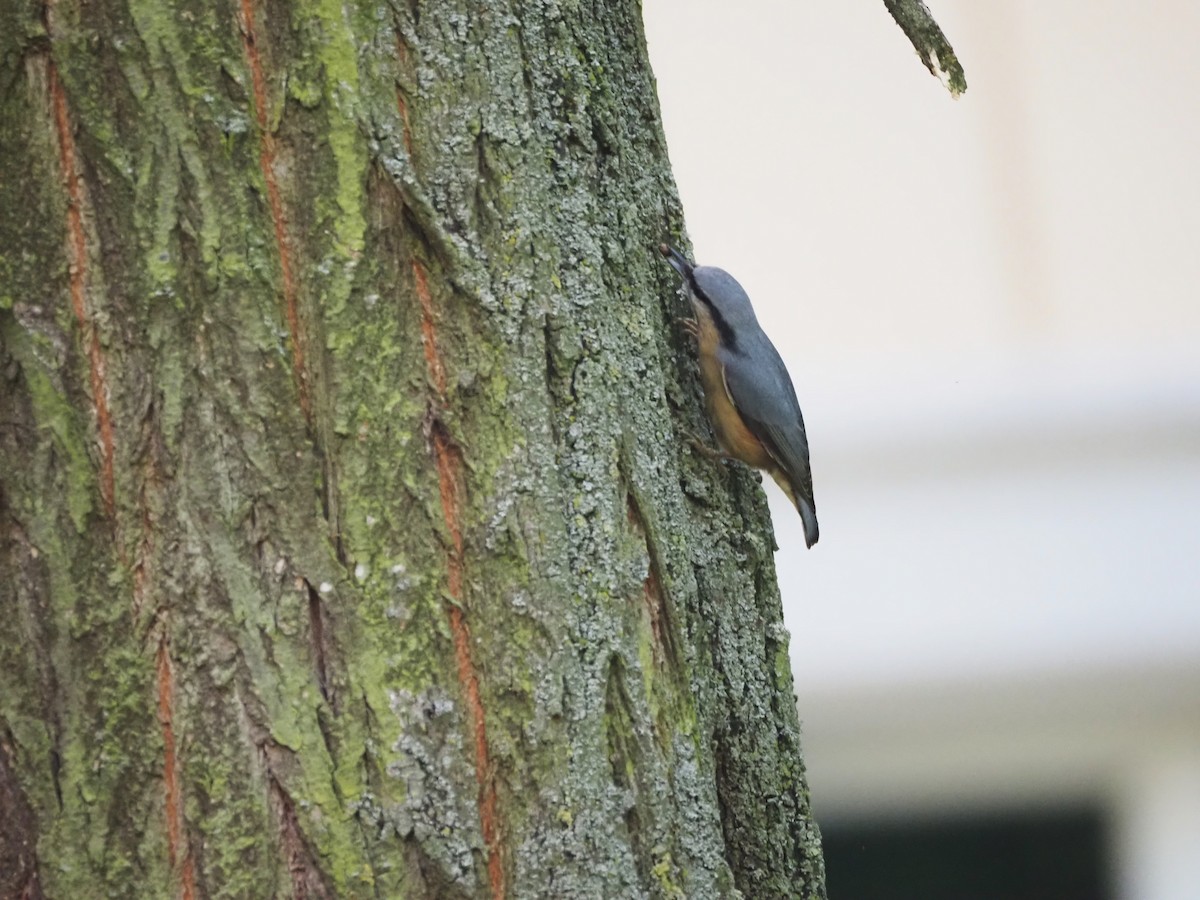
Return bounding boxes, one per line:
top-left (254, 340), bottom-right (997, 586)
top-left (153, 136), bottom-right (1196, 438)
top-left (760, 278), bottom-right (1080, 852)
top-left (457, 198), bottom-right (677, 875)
top-left (1, 0), bottom-right (827, 897)
top-left (883, 0), bottom-right (968, 96)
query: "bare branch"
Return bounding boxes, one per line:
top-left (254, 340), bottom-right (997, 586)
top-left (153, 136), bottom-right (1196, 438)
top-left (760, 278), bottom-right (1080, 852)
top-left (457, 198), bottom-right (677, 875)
top-left (883, 0), bottom-right (967, 97)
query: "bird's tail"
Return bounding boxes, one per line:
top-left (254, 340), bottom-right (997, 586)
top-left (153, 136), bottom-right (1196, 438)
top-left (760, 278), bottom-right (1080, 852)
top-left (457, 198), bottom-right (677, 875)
top-left (796, 496), bottom-right (819, 549)
top-left (769, 469), bottom-right (819, 548)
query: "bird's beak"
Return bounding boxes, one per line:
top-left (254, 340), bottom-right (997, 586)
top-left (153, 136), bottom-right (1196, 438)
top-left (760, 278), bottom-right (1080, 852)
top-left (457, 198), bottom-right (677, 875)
top-left (658, 243), bottom-right (693, 279)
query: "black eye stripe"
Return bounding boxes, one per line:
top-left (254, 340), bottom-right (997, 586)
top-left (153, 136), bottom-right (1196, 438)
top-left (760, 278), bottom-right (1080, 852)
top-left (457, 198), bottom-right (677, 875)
top-left (690, 281), bottom-right (738, 352)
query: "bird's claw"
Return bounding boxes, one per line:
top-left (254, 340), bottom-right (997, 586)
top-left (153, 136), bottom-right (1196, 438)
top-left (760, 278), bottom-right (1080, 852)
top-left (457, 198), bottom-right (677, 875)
top-left (684, 431), bottom-right (730, 462)
top-left (674, 317), bottom-right (699, 338)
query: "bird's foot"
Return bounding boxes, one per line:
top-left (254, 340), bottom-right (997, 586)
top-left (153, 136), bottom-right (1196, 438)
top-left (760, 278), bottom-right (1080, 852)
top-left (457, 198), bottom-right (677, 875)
top-left (685, 431), bottom-right (732, 462)
top-left (674, 316), bottom-right (699, 338)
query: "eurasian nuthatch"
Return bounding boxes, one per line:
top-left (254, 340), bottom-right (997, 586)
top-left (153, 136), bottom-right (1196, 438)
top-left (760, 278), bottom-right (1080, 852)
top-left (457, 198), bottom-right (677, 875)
top-left (660, 244), bottom-right (819, 548)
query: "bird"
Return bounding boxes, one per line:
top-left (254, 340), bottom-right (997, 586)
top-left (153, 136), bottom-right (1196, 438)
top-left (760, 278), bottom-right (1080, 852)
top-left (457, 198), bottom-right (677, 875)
top-left (659, 243), bottom-right (819, 548)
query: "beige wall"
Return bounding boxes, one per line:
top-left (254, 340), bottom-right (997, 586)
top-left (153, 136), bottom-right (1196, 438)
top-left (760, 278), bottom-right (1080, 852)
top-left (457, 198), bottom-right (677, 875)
top-left (644, 0), bottom-right (1200, 689)
top-left (645, 2), bottom-right (1200, 896)
top-left (648, 0), bottom-right (1200, 365)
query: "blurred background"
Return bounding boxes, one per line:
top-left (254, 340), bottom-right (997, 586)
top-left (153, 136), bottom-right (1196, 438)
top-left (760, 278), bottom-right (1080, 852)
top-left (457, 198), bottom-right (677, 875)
top-left (644, 2), bottom-right (1200, 898)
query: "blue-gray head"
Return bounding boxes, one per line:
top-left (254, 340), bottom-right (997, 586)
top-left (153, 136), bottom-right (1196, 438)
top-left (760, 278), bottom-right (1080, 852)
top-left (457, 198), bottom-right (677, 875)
top-left (659, 244), bottom-right (761, 333)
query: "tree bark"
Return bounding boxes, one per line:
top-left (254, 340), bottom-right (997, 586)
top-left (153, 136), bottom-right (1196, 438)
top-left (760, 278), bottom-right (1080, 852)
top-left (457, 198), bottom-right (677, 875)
top-left (0, 1), bottom-right (826, 898)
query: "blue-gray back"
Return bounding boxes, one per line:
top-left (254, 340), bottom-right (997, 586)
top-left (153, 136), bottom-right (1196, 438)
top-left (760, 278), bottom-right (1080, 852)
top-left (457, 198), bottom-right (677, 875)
top-left (720, 331), bottom-right (812, 477)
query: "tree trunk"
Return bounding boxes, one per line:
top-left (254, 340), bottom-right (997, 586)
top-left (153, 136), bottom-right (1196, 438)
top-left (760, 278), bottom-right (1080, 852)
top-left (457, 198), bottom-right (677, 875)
top-left (0, 1), bottom-right (826, 897)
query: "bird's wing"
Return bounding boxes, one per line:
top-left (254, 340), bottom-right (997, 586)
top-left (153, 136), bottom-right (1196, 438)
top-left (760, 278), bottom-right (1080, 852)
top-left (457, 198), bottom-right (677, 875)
top-left (719, 344), bottom-right (810, 475)
top-left (720, 342), bottom-right (818, 542)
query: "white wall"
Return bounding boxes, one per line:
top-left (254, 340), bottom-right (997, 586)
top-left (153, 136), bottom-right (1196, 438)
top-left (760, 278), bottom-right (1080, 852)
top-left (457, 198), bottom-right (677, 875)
top-left (644, 2), bottom-right (1200, 896)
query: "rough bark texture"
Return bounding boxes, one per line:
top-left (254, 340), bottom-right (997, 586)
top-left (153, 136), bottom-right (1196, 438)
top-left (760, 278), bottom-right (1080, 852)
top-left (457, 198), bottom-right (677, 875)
top-left (0, 1), bottom-right (826, 898)
top-left (884, 0), bottom-right (967, 96)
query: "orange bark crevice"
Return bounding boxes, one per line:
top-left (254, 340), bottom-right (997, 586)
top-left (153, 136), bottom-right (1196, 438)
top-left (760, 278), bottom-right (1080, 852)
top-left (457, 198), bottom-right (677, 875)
top-left (48, 53), bottom-right (197, 896)
top-left (239, 0), bottom-right (311, 422)
top-left (413, 260), bottom-right (505, 899)
top-left (626, 492), bottom-right (679, 673)
top-left (412, 261), bottom-right (446, 397)
top-left (157, 639), bottom-right (197, 900)
top-left (48, 60), bottom-right (115, 519)
top-left (642, 568), bottom-right (667, 664)
top-left (393, 34), bottom-right (415, 158)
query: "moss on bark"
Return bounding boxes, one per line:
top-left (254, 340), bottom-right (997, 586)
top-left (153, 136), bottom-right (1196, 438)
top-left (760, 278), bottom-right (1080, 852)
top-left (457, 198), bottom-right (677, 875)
top-left (0, 0), bottom-right (827, 897)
